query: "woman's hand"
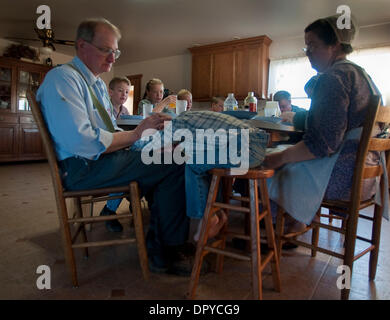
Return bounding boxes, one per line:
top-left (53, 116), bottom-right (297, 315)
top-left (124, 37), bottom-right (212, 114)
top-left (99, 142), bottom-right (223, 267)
top-left (263, 141), bottom-right (316, 170)
top-left (262, 151), bottom-right (286, 169)
top-left (281, 111), bottom-right (296, 123)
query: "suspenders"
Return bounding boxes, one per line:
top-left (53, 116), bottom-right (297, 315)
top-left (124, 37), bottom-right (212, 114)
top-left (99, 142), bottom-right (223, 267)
top-left (67, 63), bottom-right (115, 133)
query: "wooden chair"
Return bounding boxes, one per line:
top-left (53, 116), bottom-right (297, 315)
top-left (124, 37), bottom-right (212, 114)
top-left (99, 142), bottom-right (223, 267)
top-left (275, 95), bottom-right (388, 300)
top-left (27, 91), bottom-right (149, 287)
top-left (187, 168), bottom-right (281, 300)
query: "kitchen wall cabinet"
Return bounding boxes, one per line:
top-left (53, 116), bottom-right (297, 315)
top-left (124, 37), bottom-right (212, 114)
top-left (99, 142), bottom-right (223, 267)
top-left (189, 35), bottom-right (272, 101)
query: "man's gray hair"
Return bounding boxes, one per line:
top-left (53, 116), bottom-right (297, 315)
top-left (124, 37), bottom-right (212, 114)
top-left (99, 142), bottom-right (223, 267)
top-left (76, 18), bottom-right (121, 49)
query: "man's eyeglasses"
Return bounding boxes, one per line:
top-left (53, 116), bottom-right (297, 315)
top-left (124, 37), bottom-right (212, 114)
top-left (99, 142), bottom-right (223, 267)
top-left (86, 41), bottom-right (121, 59)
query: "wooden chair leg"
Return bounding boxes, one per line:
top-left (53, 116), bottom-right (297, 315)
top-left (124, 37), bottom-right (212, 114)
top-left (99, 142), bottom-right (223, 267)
top-left (249, 179), bottom-right (262, 300)
top-left (130, 182), bottom-right (149, 281)
top-left (60, 198), bottom-right (79, 287)
top-left (188, 175), bottom-right (221, 299)
top-left (216, 177), bottom-right (232, 273)
top-left (341, 210), bottom-right (359, 300)
top-left (275, 206), bottom-right (285, 261)
top-left (259, 178), bottom-right (281, 293)
top-left (239, 181), bottom-right (251, 253)
top-left (311, 209), bottom-right (320, 257)
top-left (216, 211), bottom-right (228, 274)
top-left (341, 241), bottom-right (353, 300)
top-left (74, 197), bottom-right (89, 259)
top-left (369, 203), bottom-right (383, 280)
top-left (311, 226), bottom-right (320, 257)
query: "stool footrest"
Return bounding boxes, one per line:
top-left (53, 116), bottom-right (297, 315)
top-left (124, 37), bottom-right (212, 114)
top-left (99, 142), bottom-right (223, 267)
top-left (214, 202), bottom-right (250, 213)
top-left (227, 232), bottom-right (251, 241)
top-left (260, 251), bottom-right (275, 272)
top-left (204, 246), bottom-right (251, 261)
top-left (258, 210), bottom-right (268, 222)
top-left (231, 195), bottom-right (250, 203)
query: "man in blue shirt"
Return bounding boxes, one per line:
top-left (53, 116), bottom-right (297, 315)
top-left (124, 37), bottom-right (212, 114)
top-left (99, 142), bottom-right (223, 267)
top-left (37, 18), bottom-right (195, 276)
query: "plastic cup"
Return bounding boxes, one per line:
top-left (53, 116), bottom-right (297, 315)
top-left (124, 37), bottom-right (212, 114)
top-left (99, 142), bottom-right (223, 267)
top-left (176, 100), bottom-right (187, 115)
top-left (168, 95), bottom-right (177, 109)
top-left (264, 101), bottom-right (280, 117)
top-left (143, 104), bottom-right (153, 119)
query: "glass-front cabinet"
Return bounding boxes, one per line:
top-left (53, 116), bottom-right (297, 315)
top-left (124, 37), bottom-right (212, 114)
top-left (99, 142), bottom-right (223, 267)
top-left (18, 70), bottom-right (41, 112)
top-left (0, 66), bottom-right (12, 111)
top-left (0, 56), bottom-right (50, 162)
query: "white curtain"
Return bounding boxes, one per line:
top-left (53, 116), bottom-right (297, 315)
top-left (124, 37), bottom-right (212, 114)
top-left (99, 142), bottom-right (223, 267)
top-left (268, 45), bottom-right (390, 108)
top-left (268, 56), bottom-right (316, 109)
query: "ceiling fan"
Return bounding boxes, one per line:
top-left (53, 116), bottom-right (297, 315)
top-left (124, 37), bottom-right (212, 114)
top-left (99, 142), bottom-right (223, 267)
top-left (5, 27), bottom-right (75, 54)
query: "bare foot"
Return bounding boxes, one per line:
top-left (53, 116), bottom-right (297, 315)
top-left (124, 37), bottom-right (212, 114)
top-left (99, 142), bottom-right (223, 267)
top-left (284, 214), bottom-right (307, 234)
top-left (193, 210), bottom-right (228, 242)
top-left (207, 210), bottom-right (228, 239)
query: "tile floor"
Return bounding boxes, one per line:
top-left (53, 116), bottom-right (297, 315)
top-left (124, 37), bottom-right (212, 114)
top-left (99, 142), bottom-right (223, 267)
top-left (0, 161), bottom-right (389, 300)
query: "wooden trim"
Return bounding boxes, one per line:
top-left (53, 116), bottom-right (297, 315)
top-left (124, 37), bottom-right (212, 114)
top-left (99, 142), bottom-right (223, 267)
top-left (188, 35), bottom-right (272, 53)
top-left (126, 74), bottom-right (142, 115)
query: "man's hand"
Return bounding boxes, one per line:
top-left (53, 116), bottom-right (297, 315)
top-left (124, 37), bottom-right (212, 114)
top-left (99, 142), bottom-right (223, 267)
top-left (281, 111), bottom-right (296, 123)
top-left (134, 112), bottom-right (172, 140)
top-left (105, 113), bottom-right (172, 154)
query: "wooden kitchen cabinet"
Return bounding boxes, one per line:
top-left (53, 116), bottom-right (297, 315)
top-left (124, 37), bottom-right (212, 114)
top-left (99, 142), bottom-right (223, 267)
top-left (0, 122), bottom-right (18, 160)
top-left (191, 53), bottom-right (212, 100)
top-left (189, 35), bottom-right (272, 101)
top-left (0, 56), bottom-right (50, 162)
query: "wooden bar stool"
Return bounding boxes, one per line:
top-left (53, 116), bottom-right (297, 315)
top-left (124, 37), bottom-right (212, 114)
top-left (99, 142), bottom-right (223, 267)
top-left (187, 168), bottom-right (281, 300)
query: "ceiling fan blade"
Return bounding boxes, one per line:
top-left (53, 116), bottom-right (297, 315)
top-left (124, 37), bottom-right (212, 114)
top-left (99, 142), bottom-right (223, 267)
top-left (52, 39), bottom-right (75, 46)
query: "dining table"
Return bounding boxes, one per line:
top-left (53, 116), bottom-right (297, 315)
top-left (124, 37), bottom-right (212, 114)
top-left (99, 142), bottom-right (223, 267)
top-left (116, 115), bottom-right (303, 146)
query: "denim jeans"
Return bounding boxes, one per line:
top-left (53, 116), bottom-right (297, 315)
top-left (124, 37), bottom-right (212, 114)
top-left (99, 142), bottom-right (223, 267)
top-left (106, 196), bottom-right (123, 212)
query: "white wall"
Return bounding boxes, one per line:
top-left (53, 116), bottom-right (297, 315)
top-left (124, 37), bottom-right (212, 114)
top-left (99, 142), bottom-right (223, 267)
top-left (0, 38), bottom-right (113, 86)
top-left (114, 54), bottom-right (192, 95)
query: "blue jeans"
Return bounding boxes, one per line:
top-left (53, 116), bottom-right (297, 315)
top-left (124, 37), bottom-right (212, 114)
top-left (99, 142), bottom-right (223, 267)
top-left (59, 149), bottom-right (189, 264)
top-left (106, 196), bottom-right (122, 212)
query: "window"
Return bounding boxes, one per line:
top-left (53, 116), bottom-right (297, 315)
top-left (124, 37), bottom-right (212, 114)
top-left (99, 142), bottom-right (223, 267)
top-left (268, 46), bottom-right (390, 109)
top-left (268, 56), bottom-right (316, 110)
top-left (123, 85), bottom-right (134, 114)
top-left (348, 46), bottom-right (390, 106)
